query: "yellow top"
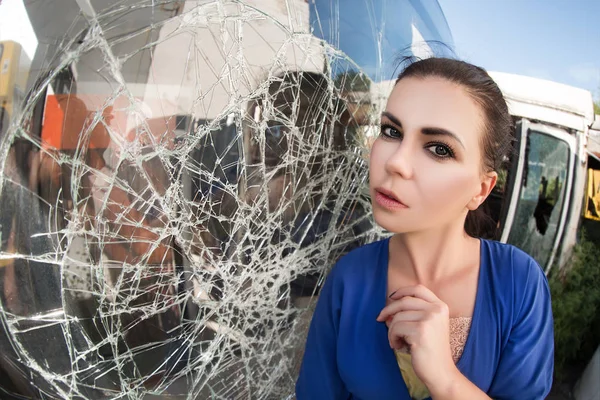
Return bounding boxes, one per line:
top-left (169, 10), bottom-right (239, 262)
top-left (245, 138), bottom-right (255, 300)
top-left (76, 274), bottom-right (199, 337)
top-left (395, 317), bottom-right (472, 400)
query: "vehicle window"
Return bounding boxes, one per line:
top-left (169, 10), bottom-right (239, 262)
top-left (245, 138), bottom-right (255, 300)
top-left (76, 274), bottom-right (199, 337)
top-left (507, 130), bottom-right (570, 266)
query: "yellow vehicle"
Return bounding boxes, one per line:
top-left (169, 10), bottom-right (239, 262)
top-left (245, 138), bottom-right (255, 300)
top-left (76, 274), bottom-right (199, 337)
top-left (0, 40), bottom-right (30, 134)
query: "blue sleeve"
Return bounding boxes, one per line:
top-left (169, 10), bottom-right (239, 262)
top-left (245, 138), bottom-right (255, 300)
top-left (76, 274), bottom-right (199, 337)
top-left (488, 260), bottom-right (554, 400)
top-left (296, 266), bottom-right (350, 399)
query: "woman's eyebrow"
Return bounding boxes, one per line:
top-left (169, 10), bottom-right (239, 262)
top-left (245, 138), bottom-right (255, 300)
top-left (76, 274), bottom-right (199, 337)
top-left (421, 127), bottom-right (465, 149)
top-left (381, 111), bottom-right (402, 127)
top-left (382, 111), bottom-right (465, 150)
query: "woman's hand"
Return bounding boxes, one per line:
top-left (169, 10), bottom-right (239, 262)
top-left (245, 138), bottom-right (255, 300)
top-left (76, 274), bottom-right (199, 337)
top-left (376, 285), bottom-right (459, 394)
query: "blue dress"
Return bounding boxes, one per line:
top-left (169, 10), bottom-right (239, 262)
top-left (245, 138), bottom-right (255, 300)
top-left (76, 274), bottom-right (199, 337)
top-left (296, 238), bottom-right (554, 399)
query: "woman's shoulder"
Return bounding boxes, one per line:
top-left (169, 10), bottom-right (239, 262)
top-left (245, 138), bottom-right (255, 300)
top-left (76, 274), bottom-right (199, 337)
top-left (480, 239), bottom-right (549, 302)
top-left (481, 239), bottom-right (544, 273)
top-left (327, 237), bottom-right (389, 283)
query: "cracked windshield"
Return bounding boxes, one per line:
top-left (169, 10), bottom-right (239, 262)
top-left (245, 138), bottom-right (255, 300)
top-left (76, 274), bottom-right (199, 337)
top-left (0, 0), bottom-right (599, 399)
top-left (0, 1), bottom-right (451, 398)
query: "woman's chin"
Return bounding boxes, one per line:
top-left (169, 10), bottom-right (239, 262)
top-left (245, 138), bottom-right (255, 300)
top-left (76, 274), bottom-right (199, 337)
top-left (372, 213), bottom-right (414, 234)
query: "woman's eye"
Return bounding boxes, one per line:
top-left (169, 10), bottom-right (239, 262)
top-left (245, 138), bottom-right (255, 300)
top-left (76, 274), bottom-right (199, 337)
top-left (426, 143), bottom-right (454, 158)
top-left (381, 125), bottom-right (401, 139)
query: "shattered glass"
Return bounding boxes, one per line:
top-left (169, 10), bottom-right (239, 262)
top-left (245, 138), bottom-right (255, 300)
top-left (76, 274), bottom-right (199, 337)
top-left (0, 0), bottom-right (452, 398)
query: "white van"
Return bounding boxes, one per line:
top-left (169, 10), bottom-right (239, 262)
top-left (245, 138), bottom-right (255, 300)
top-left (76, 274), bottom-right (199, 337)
top-left (488, 71), bottom-right (598, 272)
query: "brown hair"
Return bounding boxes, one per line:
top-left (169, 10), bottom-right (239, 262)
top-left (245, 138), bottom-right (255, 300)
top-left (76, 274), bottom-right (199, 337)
top-left (395, 57), bottom-right (513, 237)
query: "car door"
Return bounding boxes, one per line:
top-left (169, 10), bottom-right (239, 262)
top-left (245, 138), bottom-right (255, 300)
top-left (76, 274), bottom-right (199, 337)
top-left (501, 119), bottom-right (576, 269)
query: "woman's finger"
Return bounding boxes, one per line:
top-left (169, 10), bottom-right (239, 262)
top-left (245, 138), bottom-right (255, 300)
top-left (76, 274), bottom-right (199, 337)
top-left (388, 320), bottom-right (418, 349)
top-left (377, 296), bottom-right (429, 322)
top-left (389, 284), bottom-right (440, 303)
top-left (384, 310), bottom-right (425, 327)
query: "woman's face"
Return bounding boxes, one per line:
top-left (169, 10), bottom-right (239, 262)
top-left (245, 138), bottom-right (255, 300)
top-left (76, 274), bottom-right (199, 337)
top-left (369, 76), bottom-right (496, 234)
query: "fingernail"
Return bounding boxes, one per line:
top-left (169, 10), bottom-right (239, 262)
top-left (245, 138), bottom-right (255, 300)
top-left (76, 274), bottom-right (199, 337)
top-left (388, 290), bottom-right (397, 298)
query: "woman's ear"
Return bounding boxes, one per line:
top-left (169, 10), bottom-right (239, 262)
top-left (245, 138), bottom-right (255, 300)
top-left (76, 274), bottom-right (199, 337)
top-left (467, 171), bottom-right (498, 211)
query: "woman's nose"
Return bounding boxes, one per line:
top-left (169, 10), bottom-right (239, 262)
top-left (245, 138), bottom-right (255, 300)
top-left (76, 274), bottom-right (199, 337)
top-left (384, 141), bottom-right (414, 179)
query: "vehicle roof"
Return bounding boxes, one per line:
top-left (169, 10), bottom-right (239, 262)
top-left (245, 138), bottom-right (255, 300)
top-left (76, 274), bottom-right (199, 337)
top-left (489, 71), bottom-right (595, 132)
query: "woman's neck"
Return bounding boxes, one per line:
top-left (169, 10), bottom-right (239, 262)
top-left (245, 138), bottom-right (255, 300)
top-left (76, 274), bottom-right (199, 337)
top-left (389, 222), bottom-right (478, 285)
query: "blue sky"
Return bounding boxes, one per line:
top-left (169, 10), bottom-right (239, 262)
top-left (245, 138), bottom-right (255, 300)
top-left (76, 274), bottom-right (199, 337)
top-left (438, 0), bottom-right (600, 99)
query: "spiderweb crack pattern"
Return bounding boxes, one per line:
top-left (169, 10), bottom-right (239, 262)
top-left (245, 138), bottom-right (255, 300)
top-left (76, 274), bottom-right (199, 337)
top-left (0, 0), bottom-right (385, 398)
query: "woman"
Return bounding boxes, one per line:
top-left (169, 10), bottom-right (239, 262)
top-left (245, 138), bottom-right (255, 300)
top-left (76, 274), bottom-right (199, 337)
top-left (296, 58), bottom-right (554, 399)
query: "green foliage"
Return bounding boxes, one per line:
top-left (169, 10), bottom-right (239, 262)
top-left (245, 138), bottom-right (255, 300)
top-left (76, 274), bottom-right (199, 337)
top-left (594, 101), bottom-right (600, 115)
top-left (549, 232), bottom-right (600, 381)
top-left (496, 168), bottom-right (507, 190)
top-left (333, 70), bottom-right (371, 93)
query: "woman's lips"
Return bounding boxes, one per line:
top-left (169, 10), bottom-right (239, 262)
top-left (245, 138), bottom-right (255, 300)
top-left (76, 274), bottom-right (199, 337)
top-left (374, 190), bottom-right (408, 210)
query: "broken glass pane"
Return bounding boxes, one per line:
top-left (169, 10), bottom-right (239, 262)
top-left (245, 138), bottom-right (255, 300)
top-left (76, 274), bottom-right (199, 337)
top-left (0, 0), bottom-right (452, 398)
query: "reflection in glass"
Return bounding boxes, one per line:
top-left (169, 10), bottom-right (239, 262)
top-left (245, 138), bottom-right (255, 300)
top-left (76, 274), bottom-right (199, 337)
top-left (0, 0), bottom-right (452, 397)
top-left (507, 131), bottom-right (570, 266)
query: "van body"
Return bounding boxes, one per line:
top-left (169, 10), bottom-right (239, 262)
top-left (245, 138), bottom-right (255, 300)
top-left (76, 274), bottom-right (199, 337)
top-left (488, 71), bottom-right (597, 272)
